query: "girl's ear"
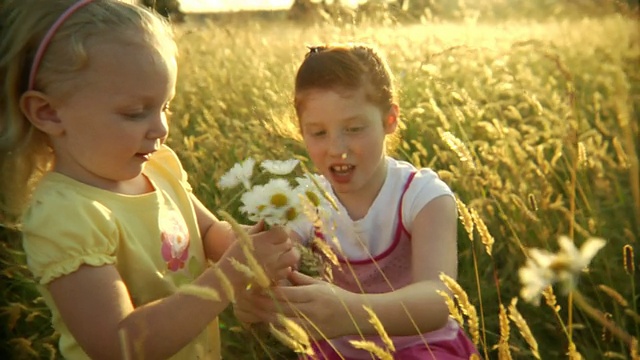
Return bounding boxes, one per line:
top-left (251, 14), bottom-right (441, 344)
top-left (384, 103), bottom-right (399, 134)
top-left (19, 91), bottom-right (64, 136)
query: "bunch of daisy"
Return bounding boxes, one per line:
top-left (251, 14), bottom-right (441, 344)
top-left (218, 158), bottom-right (332, 228)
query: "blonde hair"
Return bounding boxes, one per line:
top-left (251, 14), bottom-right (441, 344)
top-left (0, 0), bottom-right (176, 226)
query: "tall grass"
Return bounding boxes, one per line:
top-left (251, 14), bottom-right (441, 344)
top-left (1, 8), bottom-right (638, 360)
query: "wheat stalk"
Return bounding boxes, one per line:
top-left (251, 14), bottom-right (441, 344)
top-left (496, 304), bottom-right (512, 360)
top-left (439, 273), bottom-right (479, 345)
top-left (362, 305), bottom-right (395, 352)
top-left (348, 340), bottom-right (393, 360)
top-left (177, 284), bottom-right (221, 302)
top-left (508, 298), bottom-right (540, 359)
top-left (211, 261), bottom-right (236, 303)
top-left (455, 195), bottom-right (474, 241)
top-left (269, 323), bottom-right (312, 355)
top-left (598, 285), bottom-right (629, 307)
top-left (219, 211), bottom-right (270, 288)
top-left (436, 289), bottom-right (464, 325)
top-left (469, 208), bottom-right (494, 256)
top-left (439, 129), bottom-right (477, 171)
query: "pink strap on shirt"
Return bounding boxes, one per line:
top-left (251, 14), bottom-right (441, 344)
top-left (27, 0), bottom-right (94, 90)
top-left (336, 171), bottom-right (417, 265)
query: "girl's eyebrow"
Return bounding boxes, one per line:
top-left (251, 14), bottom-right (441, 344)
top-left (342, 115), bottom-right (365, 122)
top-left (303, 115), bottom-right (364, 127)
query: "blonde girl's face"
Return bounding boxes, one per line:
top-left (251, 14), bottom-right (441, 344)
top-left (48, 39), bottom-right (177, 192)
top-left (299, 87), bottom-right (397, 203)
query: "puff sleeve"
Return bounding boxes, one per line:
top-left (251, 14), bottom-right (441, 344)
top-left (150, 145), bottom-right (193, 193)
top-left (22, 189), bottom-right (119, 285)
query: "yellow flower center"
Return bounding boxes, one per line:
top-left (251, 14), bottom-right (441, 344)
top-left (285, 207), bottom-right (298, 221)
top-left (270, 193), bottom-right (288, 208)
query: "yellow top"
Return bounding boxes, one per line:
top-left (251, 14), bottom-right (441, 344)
top-left (22, 145), bottom-right (220, 359)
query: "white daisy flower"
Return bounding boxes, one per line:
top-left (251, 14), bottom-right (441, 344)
top-left (261, 195), bottom-right (303, 227)
top-left (295, 173), bottom-right (337, 211)
top-left (218, 158), bottom-right (255, 190)
top-left (557, 236), bottom-right (606, 273)
top-left (519, 236), bottom-right (606, 305)
top-left (263, 178), bottom-right (303, 226)
top-left (518, 248), bottom-right (557, 305)
top-left (239, 184), bottom-right (269, 222)
top-left (239, 178), bottom-right (303, 227)
top-left (555, 236), bottom-right (606, 291)
top-left (261, 178), bottom-right (295, 209)
top-left (294, 174), bottom-right (325, 207)
top-left (261, 159), bottom-right (300, 175)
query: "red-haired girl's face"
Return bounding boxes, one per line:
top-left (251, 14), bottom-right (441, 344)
top-left (299, 87), bottom-right (397, 207)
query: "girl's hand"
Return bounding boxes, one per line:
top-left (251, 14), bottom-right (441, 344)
top-left (231, 221), bottom-right (300, 284)
top-left (233, 286), bottom-right (277, 324)
top-left (270, 271), bottom-right (356, 340)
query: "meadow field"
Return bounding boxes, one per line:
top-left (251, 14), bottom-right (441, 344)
top-left (1, 5), bottom-right (639, 360)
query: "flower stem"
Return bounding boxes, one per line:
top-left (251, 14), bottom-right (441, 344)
top-left (572, 290), bottom-right (634, 347)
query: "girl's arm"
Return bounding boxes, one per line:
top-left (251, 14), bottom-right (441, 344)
top-left (268, 195), bottom-right (457, 339)
top-left (344, 194), bottom-right (457, 335)
top-left (190, 193), bottom-right (237, 262)
top-left (48, 223), bottom-right (297, 359)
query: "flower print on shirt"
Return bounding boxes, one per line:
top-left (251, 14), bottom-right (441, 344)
top-left (160, 211), bottom-right (190, 272)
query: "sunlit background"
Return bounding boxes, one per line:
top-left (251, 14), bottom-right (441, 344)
top-left (1, 0), bottom-right (638, 359)
top-left (179, 0), bottom-right (363, 12)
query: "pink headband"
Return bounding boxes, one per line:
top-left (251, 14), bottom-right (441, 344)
top-left (27, 0), bottom-right (93, 90)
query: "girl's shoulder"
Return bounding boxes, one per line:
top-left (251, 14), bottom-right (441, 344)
top-left (23, 175), bottom-right (119, 285)
top-left (25, 173), bottom-right (117, 228)
top-left (29, 171), bottom-right (113, 205)
top-left (386, 157), bottom-right (447, 192)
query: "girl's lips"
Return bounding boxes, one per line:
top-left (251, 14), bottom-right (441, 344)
top-left (135, 152), bottom-right (154, 161)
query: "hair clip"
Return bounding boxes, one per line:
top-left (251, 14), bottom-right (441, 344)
top-left (306, 45), bottom-right (327, 56)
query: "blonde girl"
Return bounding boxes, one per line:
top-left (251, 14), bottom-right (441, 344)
top-left (0, 1), bottom-right (298, 358)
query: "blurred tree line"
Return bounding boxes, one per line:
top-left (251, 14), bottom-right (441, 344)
top-left (147, 0), bottom-right (638, 22)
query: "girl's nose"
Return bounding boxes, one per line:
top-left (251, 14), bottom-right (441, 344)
top-left (149, 113), bottom-right (169, 140)
top-left (328, 133), bottom-right (347, 157)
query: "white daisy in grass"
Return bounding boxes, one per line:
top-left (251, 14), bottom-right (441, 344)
top-left (554, 236), bottom-right (606, 290)
top-left (518, 248), bottom-right (556, 305)
top-left (519, 236), bottom-right (606, 305)
top-left (218, 157), bottom-right (256, 190)
top-left (261, 159), bottom-right (300, 175)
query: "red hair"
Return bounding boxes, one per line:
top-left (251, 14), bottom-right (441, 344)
top-left (294, 43), bottom-right (397, 118)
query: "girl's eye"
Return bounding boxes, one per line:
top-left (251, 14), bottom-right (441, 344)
top-left (346, 126), bottom-right (364, 133)
top-left (307, 129), bottom-right (325, 137)
top-left (124, 111), bottom-right (146, 120)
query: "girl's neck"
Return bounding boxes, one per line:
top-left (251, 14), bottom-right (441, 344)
top-left (53, 168), bottom-right (155, 195)
top-left (108, 174), bottom-right (155, 195)
top-left (333, 158), bottom-right (388, 221)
